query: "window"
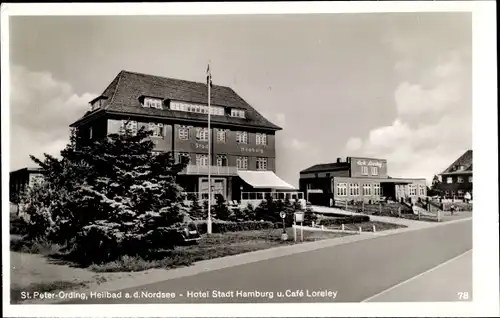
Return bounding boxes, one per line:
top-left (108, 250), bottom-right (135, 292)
top-left (457, 176), bottom-right (464, 183)
top-left (361, 166), bottom-right (368, 175)
top-left (362, 184), bottom-right (372, 196)
top-left (306, 183), bottom-right (312, 190)
top-left (196, 127), bottom-right (209, 141)
top-left (178, 126), bottom-right (189, 140)
top-left (469, 176), bottom-right (473, 183)
top-left (419, 185), bottom-right (425, 196)
top-left (176, 152), bottom-right (190, 163)
top-left (337, 183), bottom-right (347, 196)
top-left (216, 129), bottom-right (227, 143)
top-left (196, 154), bottom-right (209, 166)
top-left (445, 190), bottom-right (450, 197)
top-left (144, 97), bottom-right (163, 109)
top-left (231, 109), bottom-right (245, 118)
top-left (170, 101), bottom-right (224, 116)
top-left (451, 190), bottom-right (455, 198)
top-left (236, 156), bottom-right (248, 169)
top-left (458, 189), bottom-right (464, 197)
top-left (409, 184), bottom-right (417, 196)
top-left (373, 184), bottom-right (381, 196)
top-left (256, 133), bottom-right (267, 145)
top-left (216, 155), bottom-right (227, 167)
top-left (349, 183), bottom-right (360, 196)
top-left (121, 120), bottom-right (138, 135)
top-left (447, 177), bottom-right (453, 184)
top-left (149, 123), bottom-right (164, 137)
top-left (236, 131), bottom-right (248, 144)
top-left (90, 99), bottom-right (102, 111)
top-left (370, 166), bottom-right (379, 176)
top-left (257, 157), bottom-right (267, 170)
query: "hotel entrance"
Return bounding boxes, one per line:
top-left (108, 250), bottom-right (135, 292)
top-left (199, 177), bottom-right (227, 201)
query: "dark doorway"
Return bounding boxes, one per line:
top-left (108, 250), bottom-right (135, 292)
top-left (381, 183), bottom-right (396, 201)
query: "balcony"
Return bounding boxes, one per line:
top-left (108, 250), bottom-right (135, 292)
top-left (180, 164), bottom-right (239, 176)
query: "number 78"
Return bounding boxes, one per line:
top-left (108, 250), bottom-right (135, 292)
top-left (458, 292), bottom-right (470, 300)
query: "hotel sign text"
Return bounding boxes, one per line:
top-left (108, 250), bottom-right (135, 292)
top-left (356, 160), bottom-right (383, 168)
top-left (241, 147), bottom-right (264, 154)
top-left (195, 143), bottom-right (209, 150)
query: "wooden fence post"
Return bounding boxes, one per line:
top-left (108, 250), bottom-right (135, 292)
top-left (379, 203), bottom-right (382, 214)
top-left (345, 200), bottom-right (348, 211)
top-left (358, 227), bottom-right (362, 234)
top-left (341, 224), bottom-right (345, 232)
top-left (362, 200), bottom-right (365, 212)
top-left (398, 207), bottom-right (401, 218)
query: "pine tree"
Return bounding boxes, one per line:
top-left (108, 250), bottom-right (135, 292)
top-left (26, 125), bottom-right (189, 264)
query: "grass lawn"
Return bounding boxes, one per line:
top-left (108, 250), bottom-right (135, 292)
top-left (89, 227), bottom-right (351, 272)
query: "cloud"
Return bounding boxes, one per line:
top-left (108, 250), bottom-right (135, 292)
top-left (10, 65), bottom-right (95, 170)
top-left (342, 48), bottom-right (471, 183)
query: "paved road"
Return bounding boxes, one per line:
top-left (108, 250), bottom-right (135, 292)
top-left (62, 220), bottom-right (472, 304)
top-left (364, 249), bottom-right (472, 302)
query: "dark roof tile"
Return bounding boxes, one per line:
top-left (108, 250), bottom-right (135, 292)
top-left (71, 70), bottom-right (281, 130)
top-left (441, 150), bottom-right (473, 174)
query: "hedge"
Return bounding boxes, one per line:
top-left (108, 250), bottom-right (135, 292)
top-left (319, 215), bottom-right (370, 226)
top-left (441, 202), bottom-right (473, 211)
top-left (195, 220), bottom-right (276, 234)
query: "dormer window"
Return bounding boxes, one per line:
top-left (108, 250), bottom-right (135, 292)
top-left (231, 108), bottom-right (245, 118)
top-left (144, 97), bottom-right (163, 109)
top-left (89, 97), bottom-right (105, 111)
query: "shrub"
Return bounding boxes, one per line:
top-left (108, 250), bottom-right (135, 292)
top-left (195, 220), bottom-right (275, 234)
top-left (10, 213), bottom-right (28, 235)
top-left (319, 215), bottom-right (370, 226)
top-left (213, 194), bottom-right (231, 220)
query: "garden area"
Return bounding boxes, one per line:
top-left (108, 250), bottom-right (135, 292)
top-left (9, 126), bottom-right (410, 303)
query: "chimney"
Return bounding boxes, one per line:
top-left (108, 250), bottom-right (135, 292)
top-left (337, 157), bottom-right (342, 163)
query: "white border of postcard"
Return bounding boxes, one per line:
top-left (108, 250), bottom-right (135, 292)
top-left (1, 1), bottom-right (498, 317)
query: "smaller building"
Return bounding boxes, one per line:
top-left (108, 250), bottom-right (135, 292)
top-left (438, 150), bottom-right (473, 199)
top-left (9, 167), bottom-right (45, 203)
top-left (300, 156), bottom-right (427, 205)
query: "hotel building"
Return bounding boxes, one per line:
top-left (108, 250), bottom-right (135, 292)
top-left (299, 156), bottom-right (427, 205)
top-left (68, 70), bottom-right (295, 201)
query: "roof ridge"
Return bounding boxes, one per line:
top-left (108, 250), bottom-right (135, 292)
top-left (105, 71), bottom-right (124, 110)
top-left (120, 69), bottom-right (232, 90)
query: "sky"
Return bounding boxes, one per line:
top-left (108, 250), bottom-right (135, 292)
top-left (9, 13), bottom-right (472, 187)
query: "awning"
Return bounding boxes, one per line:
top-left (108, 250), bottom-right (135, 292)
top-left (237, 171), bottom-right (296, 190)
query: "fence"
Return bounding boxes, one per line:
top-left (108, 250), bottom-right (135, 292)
top-left (333, 199), bottom-right (444, 221)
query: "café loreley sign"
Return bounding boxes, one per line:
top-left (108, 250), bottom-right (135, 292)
top-left (356, 159), bottom-right (383, 168)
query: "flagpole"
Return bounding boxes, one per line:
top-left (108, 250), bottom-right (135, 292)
top-left (207, 64), bottom-right (212, 235)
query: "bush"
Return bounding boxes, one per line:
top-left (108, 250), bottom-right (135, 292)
top-left (213, 194), bottom-right (231, 220)
top-left (10, 213), bottom-right (28, 235)
top-left (195, 220), bottom-right (275, 234)
top-left (319, 215), bottom-right (370, 226)
top-left (442, 201), bottom-right (473, 211)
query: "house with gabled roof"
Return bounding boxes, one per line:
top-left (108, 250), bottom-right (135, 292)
top-left (69, 70), bottom-right (296, 202)
top-left (438, 150), bottom-right (473, 199)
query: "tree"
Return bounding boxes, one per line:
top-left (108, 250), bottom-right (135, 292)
top-left (428, 175), bottom-right (442, 197)
top-left (24, 125), bottom-right (189, 264)
top-left (188, 194), bottom-right (205, 220)
top-left (213, 194), bottom-right (230, 220)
